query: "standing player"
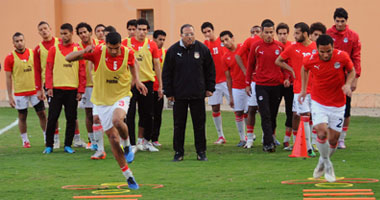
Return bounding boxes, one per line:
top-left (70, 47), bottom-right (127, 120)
top-left (126, 19), bottom-right (137, 38)
top-left (201, 22), bottom-right (229, 144)
top-left (220, 30), bottom-right (255, 148)
top-left (94, 24), bottom-right (106, 41)
top-left (327, 7), bottom-right (361, 149)
top-left (66, 31), bottom-right (146, 189)
top-left (276, 22), bottom-right (293, 146)
top-left (151, 30), bottom-right (167, 147)
top-left (5, 32), bottom-right (47, 148)
top-left (310, 22), bottom-right (326, 42)
top-left (245, 19), bottom-right (285, 152)
top-left (250, 25), bottom-right (262, 37)
top-left (43, 23), bottom-right (86, 154)
top-left (299, 34), bottom-right (355, 182)
top-left (124, 19), bottom-right (162, 152)
top-left (275, 22), bottom-right (317, 156)
top-left (34, 21), bottom-right (61, 148)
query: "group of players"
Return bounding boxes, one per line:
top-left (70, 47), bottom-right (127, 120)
top-left (4, 6), bottom-right (360, 188)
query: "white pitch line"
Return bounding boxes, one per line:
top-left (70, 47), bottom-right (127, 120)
top-left (0, 119), bottom-right (19, 135)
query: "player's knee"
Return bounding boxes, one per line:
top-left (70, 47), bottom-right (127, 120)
top-left (18, 109), bottom-right (28, 120)
top-left (93, 115), bottom-right (101, 124)
top-left (112, 118), bottom-right (123, 129)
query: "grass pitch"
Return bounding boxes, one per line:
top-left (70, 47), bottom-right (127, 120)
top-left (0, 107), bottom-right (379, 199)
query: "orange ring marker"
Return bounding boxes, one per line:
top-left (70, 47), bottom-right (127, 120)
top-left (73, 195), bottom-right (142, 199)
top-left (303, 189), bottom-right (372, 192)
top-left (337, 178), bottom-right (379, 184)
top-left (304, 192), bottom-right (374, 197)
top-left (303, 198), bottom-right (376, 200)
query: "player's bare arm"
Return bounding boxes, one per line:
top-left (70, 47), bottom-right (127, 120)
top-left (153, 58), bottom-right (163, 99)
top-left (5, 71), bottom-right (15, 108)
top-left (298, 65), bottom-right (309, 104)
top-left (342, 67), bottom-right (356, 97)
top-left (65, 45), bottom-right (94, 62)
top-left (275, 55), bottom-right (296, 79)
top-left (235, 54), bottom-right (246, 75)
top-left (225, 70), bottom-right (234, 108)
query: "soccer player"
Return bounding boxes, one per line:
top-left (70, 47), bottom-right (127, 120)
top-left (76, 22), bottom-right (105, 157)
top-left (201, 22), bottom-right (229, 145)
top-left (5, 32), bottom-right (47, 148)
top-left (310, 22), bottom-right (326, 42)
top-left (94, 24), bottom-right (106, 41)
top-left (104, 26), bottom-right (116, 36)
top-left (275, 22), bottom-right (293, 146)
top-left (245, 19), bottom-right (285, 152)
top-left (151, 29), bottom-right (167, 147)
top-left (275, 22), bottom-right (317, 156)
top-left (299, 34), bottom-right (355, 182)
top-left (66, 31), bottom-right (146, 189)
top-left (220, 30), bottom-right (254, 148)
top-left (34, 21), bottom-right (62, 148)
top-left (327, 7), bottom-right (361, 149)
top-left (250, 25), bottom-right (261, 37)
top-left (43, 23), bottom-right (86, 154)
top-left (126, 19), bottom-right (137, 38)
top-left (124, 18), bottom-right (162, 152)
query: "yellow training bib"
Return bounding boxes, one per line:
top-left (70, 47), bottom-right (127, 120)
top-left (128, 38), bottom-right (155, 82)
top-left (12, 49), bottom-right (36, 93)
top-left (52, 44), bottom-right (80, 88)
top-left (39, 37), bottom-right (59, 84)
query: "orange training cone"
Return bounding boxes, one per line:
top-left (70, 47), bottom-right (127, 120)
top-left (289, 121), bottom-right (310, 158)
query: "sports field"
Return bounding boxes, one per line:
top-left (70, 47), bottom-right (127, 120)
top-left (0, 107), bottom-right (379, 199)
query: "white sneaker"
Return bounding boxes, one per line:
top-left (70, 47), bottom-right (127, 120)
top-left (73, 137), bottom-right (87, 148)
top-left (136, 141), bottom-right (145, 151)
top-left (313, 157), bottom-right (325, 179)
top-left (324, 159), bottom-right (336, 182)
top-left (244, 140), bottom-right (254, 149)
top-left (144, 141), bottom-right (159, 152)
top-left (131, 145), bottom-right (138, 154)
top-left (53, 135), bottom-right (60, 149)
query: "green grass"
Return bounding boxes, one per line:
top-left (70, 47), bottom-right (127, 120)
top-left (0, 107), bottom-right (379, 199)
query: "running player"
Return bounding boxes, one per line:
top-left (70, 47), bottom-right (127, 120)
top-left (276, 22), bottom-right (293, 146)
top-left (124, 18), bottom-right (162, 152)
top-left (246, 19), bottom-right (285, 152)
top-left (327, 7), bottom-right (361, 149)
top-left (151, 29), bottom-right (167, 147)
top-left (34, 21), bottom-right (62, 148)
top-left (43, 23), bottom-right (86, 154)
top-left (66, 31), bottom-right (146, 189)
top-left (76, 22), bottom-right (105, 157)
top-left (94, 24), bottom-right (106, 41)
top-left (310, 22), bottom-right (326, 42)
top-left (220, 30), bottom-right (254, 148)
top-left (275, 22), bottom-right (317, 156)
top-left (201, 22), bottom-right (229, 144)
top-left (299, 34), bottom-right (355, 182)
top-left (5, 32), bottom-right (47, 148)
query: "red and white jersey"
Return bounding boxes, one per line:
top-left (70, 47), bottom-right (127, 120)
top-left (204, 37), bottom-right (226, 84)
top-left (280, 42), bottom-right (317, 93)
top-left (303, 49), bottom-right (353, 107)
top-left (222, 44), bottom-right (247, 89)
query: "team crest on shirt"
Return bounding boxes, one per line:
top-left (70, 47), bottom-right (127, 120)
top-left (227, 56), bottom-right (231, 60)
top-left (343, 37), bottom-right (348, 43)
top-left (312, 49), bottom-right (317, 54)
top-left (275, 49), bottom-right (280, 55)
top-left (258, 96), bottom-right (263, 101)
top-left (334, 62), bottom-right (341, 69)
top-left (194, 52), bottom-right (200, 59)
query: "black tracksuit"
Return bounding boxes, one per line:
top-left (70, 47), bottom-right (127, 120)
top-left (163, 40), bottom-right (215, 154)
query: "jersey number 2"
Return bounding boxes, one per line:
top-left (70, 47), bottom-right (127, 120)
top-left (336, 118), bottom-right (343, 128)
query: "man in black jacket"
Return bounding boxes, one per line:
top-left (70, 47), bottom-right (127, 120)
top-left (163, 24), bottom-right (216, 162)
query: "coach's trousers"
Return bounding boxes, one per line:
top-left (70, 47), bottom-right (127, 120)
top-left (256, 85), bottom-right (282, 146)
top-left (45, 89), bottom-right (78, 148)
top-left (152, 91), bottom-right (164, 142)
top-left (280, 85), bottom-right (294, 128)
top-left (173, 98), bottom-right (206, 154)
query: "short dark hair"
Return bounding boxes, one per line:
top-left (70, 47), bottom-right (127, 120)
top-left (220, 30), bottom-right (233, 38)
top-left (126, 19), bottom-right (137, 28)
top-left (153, 30), bottom-right (166, 39)
top-left (201, 22), bottom-right (214, 31)
top-left (106, 32), bottom-right (121, 45)
top-left (95, 24), bottom-right (106, 32)
top-left (38, 21), bottom-right (49, 27)
top-left (76, 22), bottom-right (92, 35)
top-left (310, 22), bottom-right (326, 34)
top-left (294, 22), bottom-right (309, 36)
top-left (316, 34), bottom-right (334, 47)
top-left (104, 26), bottom-right (116, 33)
top-left (60, 23), bottom-right (73, 32)
top-left (276, 22), bottom-right (289, 34)
top-left (136, 18), bottom-right (150, 29)
top-left (252, 25), bottom-right (261, 30)
top-left (261, 19), bottom-right (274, 27)
top-left (180, 24), bottom-right (194, 34)
top-left (334, 7), bottom-right (348, 20)
top-left (13, 32), bottom-right (24, 40)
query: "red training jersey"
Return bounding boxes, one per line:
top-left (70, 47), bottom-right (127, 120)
top-left (204, 37), bottom-right (227, 84)
top-left (237, 35), bottom-right (261, 82)
top-left (280, 42), bottom-right (317, 93)
top-left (223, 44), bottom-right (247, 89)
top-left (303, 49), bottom-right (353, 107)
top-left (4, 50), bottom-right (37, 96)
top-left (153, 48), bottom-right (167, 91)
top-left (246, 40), bottom-right (285, 86)
top-left (327, 25), bottom-right (361, 78)
top-left (45, 43), bottom-right (86, 93)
